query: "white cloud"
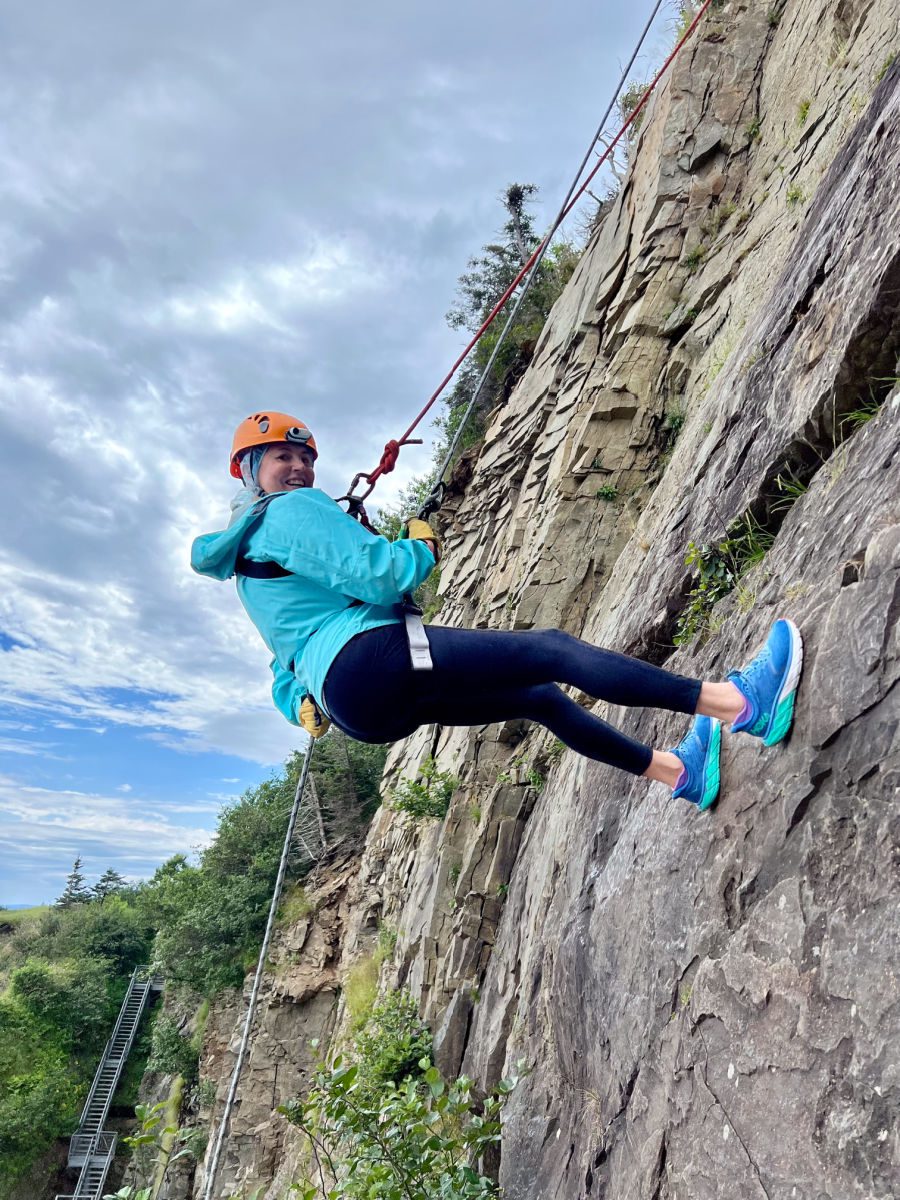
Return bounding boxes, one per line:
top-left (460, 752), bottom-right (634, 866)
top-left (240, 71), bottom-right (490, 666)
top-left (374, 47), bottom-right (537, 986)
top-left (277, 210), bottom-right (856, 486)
top-left (0, 0), bottom-right (655, 895)
top-left (0, 736), bottom-right (62, 757)
top-left (0, 777), bottom-right (215, 865)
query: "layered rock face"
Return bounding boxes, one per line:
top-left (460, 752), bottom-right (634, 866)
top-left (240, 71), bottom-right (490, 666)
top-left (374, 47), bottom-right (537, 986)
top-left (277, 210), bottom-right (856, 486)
top-left (195, 3), bottom-right (900, 1197)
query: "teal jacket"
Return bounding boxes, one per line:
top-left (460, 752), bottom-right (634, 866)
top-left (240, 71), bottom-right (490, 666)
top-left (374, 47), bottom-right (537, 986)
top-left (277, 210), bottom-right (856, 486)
top-left (191, 488), bottom-right (436, 725)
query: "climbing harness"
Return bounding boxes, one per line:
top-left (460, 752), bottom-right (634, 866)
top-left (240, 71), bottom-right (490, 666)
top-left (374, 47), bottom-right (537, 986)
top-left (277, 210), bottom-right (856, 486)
top-left (203, 5), bottom-right (715, 1193)
top-left (231, 490), bottom-right (436, 671)
top-left (402, 597), bottom-right (433, 670)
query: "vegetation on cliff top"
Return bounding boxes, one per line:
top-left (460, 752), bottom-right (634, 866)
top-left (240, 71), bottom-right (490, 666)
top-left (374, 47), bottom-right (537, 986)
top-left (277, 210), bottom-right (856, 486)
top-left (146, 731), bottom-right (386, 994)
top-left (0, 896), bottom-right (152, 1195)
top-left (0, 732), bottom-right (385, 1194)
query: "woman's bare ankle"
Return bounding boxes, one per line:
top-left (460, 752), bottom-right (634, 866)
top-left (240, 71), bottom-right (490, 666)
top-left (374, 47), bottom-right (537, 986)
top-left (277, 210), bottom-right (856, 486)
top-left (643, 749), bottom-right (684, 790)
top-left (696, 681), bottom-right (744, 723)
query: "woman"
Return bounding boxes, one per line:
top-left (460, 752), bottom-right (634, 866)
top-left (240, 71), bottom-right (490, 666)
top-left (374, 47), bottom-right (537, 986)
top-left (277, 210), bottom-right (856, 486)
top-left (192, 412), bottom-right (803, 811)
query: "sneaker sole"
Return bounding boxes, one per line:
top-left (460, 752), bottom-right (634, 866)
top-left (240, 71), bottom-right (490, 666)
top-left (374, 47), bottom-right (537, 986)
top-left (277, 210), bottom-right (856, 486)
top-left (698, 719), bottom-right (722, 811)
top-left (764, 619), bottom-right (803, 746)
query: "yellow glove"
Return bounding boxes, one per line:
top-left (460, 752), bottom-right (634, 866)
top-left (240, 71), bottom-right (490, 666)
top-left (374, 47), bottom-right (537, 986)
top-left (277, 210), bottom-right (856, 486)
top-left (405, 518), bottom-right (441, 563)
top-left (299, 696), bottom-right (331, 739)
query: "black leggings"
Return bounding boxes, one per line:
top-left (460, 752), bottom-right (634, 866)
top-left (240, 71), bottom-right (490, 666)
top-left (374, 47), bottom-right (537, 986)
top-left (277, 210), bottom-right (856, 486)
top-left (323, 624), bottom-right (701, 775)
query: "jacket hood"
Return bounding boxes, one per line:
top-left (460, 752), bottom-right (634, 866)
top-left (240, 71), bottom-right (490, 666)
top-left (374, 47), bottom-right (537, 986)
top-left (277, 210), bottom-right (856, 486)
top-left (191, 495), bottom-right (275, 581)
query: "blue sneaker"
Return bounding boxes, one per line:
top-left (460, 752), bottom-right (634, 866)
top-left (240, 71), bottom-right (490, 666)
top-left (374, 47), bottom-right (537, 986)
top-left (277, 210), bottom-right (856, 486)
top-left (727, 618), bottom-right (803, 747)
top-left (670, 715), bottom-right (721, 811)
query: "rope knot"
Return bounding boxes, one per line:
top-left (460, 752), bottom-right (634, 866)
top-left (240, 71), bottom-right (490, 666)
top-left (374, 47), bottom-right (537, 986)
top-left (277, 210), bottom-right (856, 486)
top-left (379, 439), bottom-right (401, 475)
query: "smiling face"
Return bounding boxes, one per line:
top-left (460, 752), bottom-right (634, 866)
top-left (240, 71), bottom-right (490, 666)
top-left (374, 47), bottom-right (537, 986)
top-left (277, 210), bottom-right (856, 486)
top-left (256, 443), bottom-right (317, 493)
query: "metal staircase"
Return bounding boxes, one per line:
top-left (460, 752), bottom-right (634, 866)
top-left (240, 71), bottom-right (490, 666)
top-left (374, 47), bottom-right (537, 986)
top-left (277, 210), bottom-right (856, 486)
top-left (56, 966), bottom-right (163, 1200)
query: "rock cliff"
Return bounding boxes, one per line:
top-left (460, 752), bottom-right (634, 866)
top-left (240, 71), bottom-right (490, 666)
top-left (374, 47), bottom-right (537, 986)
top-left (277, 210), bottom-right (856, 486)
top-left (190, 3), bottom-right (900, 1197)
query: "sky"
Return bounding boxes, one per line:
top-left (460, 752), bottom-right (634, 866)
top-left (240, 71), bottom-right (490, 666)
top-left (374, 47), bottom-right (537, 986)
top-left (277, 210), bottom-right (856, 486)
top-left (0, 0), bottom-right (676, 905)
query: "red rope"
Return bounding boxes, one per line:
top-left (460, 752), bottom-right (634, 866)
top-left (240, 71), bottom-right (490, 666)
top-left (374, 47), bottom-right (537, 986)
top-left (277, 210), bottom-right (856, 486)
top-left (361, 0), bottom-right (713, 493)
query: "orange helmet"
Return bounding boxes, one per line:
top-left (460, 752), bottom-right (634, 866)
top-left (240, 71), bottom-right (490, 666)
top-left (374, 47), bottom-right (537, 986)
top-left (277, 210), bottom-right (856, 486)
top-left (229, 412), bottom-right (318, 479)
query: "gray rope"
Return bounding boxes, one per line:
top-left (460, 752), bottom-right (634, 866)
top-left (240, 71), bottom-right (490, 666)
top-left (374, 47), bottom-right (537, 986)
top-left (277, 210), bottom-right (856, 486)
top-left (202, 743), bottom-right (316, 1200)
top-left (424, 0), bottom-right (667, 507)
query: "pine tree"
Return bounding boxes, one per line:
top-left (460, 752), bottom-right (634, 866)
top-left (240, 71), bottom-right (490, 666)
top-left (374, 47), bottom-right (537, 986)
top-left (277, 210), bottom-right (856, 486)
top-left (439, 183), bottom-right (578, 459)
top-left (92, 866), bottom-right (128, 903)
top-left (56, 857), bottom-right (91, 907)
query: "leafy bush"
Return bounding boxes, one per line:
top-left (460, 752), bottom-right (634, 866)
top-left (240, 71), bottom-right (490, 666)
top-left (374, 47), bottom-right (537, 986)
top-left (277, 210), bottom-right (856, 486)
top-left (142, 856), bottom-right (259, 993)
top-left (0, 899), bottom-right (151, 1190)
top-left (148, 1013), bottom-right (198, 1081)
top-left (9, 956), bottom-right (111, 1046)
top-left (619, 78), bottom-right (649, 135)
top-left (282, 982), bottom-right (515, 1197)
top-left (354, 991), bottom-right (433, 1087)
top-left (16, 896), bottom-right (152, 976)
top-left (786, 183), bottom-right (807, 207)
top-left (389, 758), bottom-right (458, 821)
top-left (140, 737), bottom-right (387, 995)
top-left (674, 514), bottom-right (775, 645)
top-left (282, 1056), bottom-right (516, 1199)
top-left (0, 996), bottom-right (81, 1186)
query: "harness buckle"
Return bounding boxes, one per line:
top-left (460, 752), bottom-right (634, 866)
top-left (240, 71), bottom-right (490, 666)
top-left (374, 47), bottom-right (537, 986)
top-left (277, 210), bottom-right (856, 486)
top-left (403, 602), bottom-right (434, 671)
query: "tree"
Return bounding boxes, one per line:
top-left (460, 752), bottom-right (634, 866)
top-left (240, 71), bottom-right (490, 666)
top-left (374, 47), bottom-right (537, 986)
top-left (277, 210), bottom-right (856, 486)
top-left (93, 866), bottom-right (128, 903)
top-left (376, 184), bottom-right (579, 543)
top-left (305, 731), bottom-right (388, 842)
top-left (56, 856), bottom-right (91, 907)
top-left (140, 741), bottom-right (388, 993)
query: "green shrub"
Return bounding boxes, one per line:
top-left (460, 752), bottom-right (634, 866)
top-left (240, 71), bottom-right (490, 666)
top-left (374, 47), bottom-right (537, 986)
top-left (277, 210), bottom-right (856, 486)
top-left (659, 407), bottom-right (686, 460)
top-left (684, 244), bottom-right (707, 273)
top-left (0, 997), bottom-right (81, 1186)
top-left (354, 991), bottom-right (433, 1087)
top-left (282, 1056), bottom-right (516, 1199)
top-left (282, 981), bottom-right (518, 1197)
top-left (17, 896), bottom-right (151, 977)
top-left (619, 79), bottom-right (649, 135)
top-left (9, 956), bottom-right (112, 1046)
top-left (674, 514), bottom-right (775, 646)
top-left (786, 183), bottom-right (807, 207)
top-left (148, 1013), bottom-right (198, 1081)
top-left (374, 923), bottom-right (398, 965)
top-left (875, 53), bottom-right (896, 84)
top-left (141, 737), bottom-right (386, 995)
top-left (389, 758), bottom-right (458, 820)
top-left (196, 1077), bottom-right (218, 1109)
top-left (675, 2), bottom-right (697, 40)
